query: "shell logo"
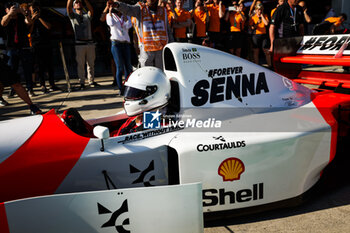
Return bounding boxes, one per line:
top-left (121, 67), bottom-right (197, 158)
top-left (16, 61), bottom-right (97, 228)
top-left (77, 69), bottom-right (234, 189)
top-left (218, 157), bottom-right (245, 182)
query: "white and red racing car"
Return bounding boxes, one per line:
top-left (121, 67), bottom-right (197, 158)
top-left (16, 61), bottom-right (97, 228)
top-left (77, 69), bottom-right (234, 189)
top-left (1, 40), bottom-right (350, 232)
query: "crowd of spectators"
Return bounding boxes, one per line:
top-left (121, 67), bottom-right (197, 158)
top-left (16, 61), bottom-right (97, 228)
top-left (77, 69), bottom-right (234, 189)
top-left (102, 0), bottom-right (349, 92)
top-left (0, 0), bottom-right (349, 112)
top-left (98, 0), bottom-right (348, 75)
top-left (0, 1), bottom-right (47, 113)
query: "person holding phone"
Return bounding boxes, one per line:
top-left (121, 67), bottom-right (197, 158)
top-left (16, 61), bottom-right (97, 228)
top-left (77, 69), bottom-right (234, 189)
top-left (111, 0), bottom-right (174, 69)
top-left (106, 0), bottom-right (133, 95)
top-left (298, 0), bottom-right (312, 35)
top-left (205, 0), bottom-right (225, 48)
top-left (190, 0), bottom-right (209, 45)
top-left (30, 1), bottom-right (59, 93)
top-left (225, 1), bottom-right (245, 57)
top-left (158, 0), bottom-right (177, 29)
top-left (172, 0), bottom-right (192, 42)
top-left (1, 2), bottom-right (35, 97)
top-left (67, 0), bottom-right (100, 90)
top-left (249, 3), bottom-right (270, 66)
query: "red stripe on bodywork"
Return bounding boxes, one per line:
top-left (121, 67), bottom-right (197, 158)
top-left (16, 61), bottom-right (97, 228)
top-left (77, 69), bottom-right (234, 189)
top-left (0, 110), bottom-right (89, 203)
top-left (312, 91), bottom-right (350, 162)
top-left (0, 203), bottom-right (10, 233)
top-left (281, 55), bottom-right (350, 66)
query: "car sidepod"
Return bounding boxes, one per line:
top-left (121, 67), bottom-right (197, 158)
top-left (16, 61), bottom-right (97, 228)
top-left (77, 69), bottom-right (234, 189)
top-left (169, 104), bottom-right (332, 213)
top-left (55, 128), bottom-right (180, 194)
top-left (161, 43), bottom-right (338, 213)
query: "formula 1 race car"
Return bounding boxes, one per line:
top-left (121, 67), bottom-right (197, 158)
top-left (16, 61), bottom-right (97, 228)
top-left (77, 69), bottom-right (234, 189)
top-left (1, 40), bottom-right (350, 232)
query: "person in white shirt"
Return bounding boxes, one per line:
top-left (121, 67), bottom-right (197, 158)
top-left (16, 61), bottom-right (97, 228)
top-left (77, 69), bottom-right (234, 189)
top-left (106, 1), bottom-right (133, 95)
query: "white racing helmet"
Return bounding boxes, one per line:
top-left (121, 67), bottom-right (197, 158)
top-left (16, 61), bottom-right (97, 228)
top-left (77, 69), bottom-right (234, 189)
top-left (123, 67), bottom-right (171, 116)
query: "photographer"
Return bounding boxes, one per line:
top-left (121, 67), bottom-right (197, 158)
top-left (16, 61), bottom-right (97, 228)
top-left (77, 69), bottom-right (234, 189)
top-left (191, 0), bottom-right (209, 45)
top-left (1, 2), bottom-right (35, 97)
top-left (172, 0), bottom-right (191, 42)
top-left (205, 0), bottom-right (225, 49)
top-left (1, 2), bottom-right (32, 26)
top-left (225, 1), bottom-right (246, 57)
top-left (106, 0), bottom-right (133, 95)
top-left (298, 1), bottom-right (311, 35)
top-left (30, 1), bottom-right (59, 93)
top-left (249, 3), bottom-right (270, 66)
top-left (67, 0), bottom-right (99, 90)
top-left (112, 0), bottom-right (174, 69)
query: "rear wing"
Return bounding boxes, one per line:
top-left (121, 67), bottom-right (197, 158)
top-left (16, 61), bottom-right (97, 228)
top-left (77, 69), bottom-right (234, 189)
top-left (273, 34), bottom-right (350, 91)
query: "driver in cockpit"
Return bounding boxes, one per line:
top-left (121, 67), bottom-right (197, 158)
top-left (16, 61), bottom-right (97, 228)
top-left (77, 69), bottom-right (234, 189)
top-left (113, 66), bottom-right (171, 136)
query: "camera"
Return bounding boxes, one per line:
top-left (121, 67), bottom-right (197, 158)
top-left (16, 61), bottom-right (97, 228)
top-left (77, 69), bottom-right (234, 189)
top-left (111, 7), bottom-right (119, 14)
top-left (33, 7), bottom-right (40, 13)
top-left (7, 2), bottom-right (19, 9)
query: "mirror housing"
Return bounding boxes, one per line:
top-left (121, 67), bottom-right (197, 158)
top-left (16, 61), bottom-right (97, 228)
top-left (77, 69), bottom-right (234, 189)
top-left (93, 126), bottom-right (110, 152)
top-left (93, 126), bottom-right (110, 140)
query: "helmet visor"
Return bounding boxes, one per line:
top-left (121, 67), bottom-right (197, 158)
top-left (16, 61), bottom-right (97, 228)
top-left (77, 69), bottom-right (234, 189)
top-left (124, 85), bottom-right (157, 100)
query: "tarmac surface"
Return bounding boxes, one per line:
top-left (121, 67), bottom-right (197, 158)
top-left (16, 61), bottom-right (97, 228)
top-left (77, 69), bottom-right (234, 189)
top-left (0, 76), bottom-right (123, 121)
top-left (1, 75), bottom-right (350, 233)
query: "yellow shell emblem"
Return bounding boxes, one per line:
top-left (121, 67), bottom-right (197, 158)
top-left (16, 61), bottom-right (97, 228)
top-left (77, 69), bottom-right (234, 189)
top-left (218, 158), bottom-right (245, 182)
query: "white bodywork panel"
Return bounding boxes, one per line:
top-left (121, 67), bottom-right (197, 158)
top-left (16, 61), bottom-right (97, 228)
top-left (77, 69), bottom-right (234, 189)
top-left (5, 183), bottom-right (203, 233)
top-left (163, 43), bottom-right (313, 109)
top-left (160, 43), bottom-right (332, 212)
top-left (169, 102), bottom-right (331, 212)
top-left (56, 130), bottom-right (179, 193)
top-left (0, 115), bottom-right (42, 163)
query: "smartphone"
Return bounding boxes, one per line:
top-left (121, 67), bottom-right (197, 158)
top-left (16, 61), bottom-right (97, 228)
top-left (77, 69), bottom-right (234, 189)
top-left (10, 2), bottom-right (19, 9)
top-left (228, 6), bottom-right (237, 11)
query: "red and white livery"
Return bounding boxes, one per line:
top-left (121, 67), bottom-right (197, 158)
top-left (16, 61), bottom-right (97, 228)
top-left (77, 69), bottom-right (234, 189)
top-left (1, 41), bottom-right (350, 231)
